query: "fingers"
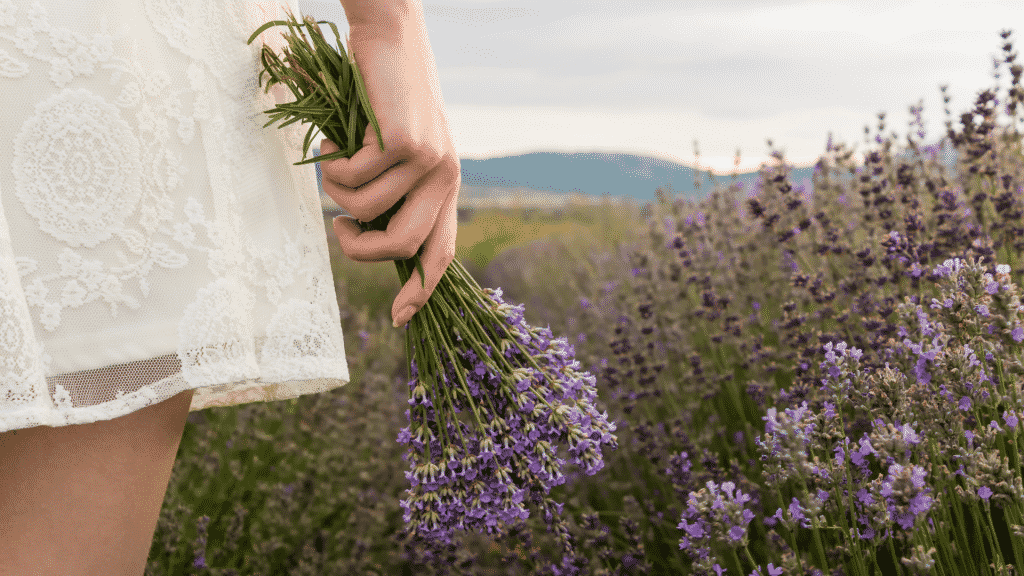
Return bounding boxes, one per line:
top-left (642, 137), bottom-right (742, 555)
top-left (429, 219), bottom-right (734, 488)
top-left (331, 156), bottom-right (454, 263)
top-left (391, 170), bottom-right (459, 328)
top-left (319, 125), bottom-right (461, 329)
top-left (328, 159), bottom-right (423, 223)
top-left (320, 122), bottom-right (394, 190)
top-left (319, 126), bottom-right (419, 223)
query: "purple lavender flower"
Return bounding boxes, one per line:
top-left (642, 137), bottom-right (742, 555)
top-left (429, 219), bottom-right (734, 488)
top-left (750, 564), bottom-right (784, 576)
top-left (788, 497), bottom-right (811, 529)
top-left (192, 515), bottom-right (211, 570)
top-left (677, 479), bottom-right (756, 572)
top-left (878, 463), bottom-right (933, 530)
top-left (396, 285), bottom-right (618, 556)
top-left (755, 401), bottom-right (818, 486)
top-left (1004, 410), bottom-right (1019, 429)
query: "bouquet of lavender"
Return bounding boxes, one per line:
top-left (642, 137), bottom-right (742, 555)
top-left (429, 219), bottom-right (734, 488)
top-left (246, 7), bottom-right (618, 553)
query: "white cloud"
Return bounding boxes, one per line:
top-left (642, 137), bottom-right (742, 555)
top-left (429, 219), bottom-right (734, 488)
top-left (731, 0), bottom-right (1018, 45)
top-left (296, 0), bottom-right (1018, 171)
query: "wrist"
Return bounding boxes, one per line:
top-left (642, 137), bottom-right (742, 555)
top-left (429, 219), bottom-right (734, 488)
top-left (339, 0), bottom-right (424, 33)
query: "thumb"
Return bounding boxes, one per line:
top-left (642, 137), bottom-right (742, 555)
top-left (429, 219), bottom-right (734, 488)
top-left (332, 215), bottom-right (363, 256)
top-left (392, 302), bottom-right (419, 329)
top-left (392, 270), bottom-right (425, 328)
top-left (332, 214), bottom-right (357, 236)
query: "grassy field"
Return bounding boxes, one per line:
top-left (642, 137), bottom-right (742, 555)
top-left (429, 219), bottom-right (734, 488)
top-left (147, 29), bottom-right (1024, 576)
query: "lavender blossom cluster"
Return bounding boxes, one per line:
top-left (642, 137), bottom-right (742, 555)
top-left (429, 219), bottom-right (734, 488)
top-left (395, 286), bottom-right (619, 556)
top-left (678, 480), bottom-right (755, 570)
top-left (676, 254), bottom-right (1024, 573)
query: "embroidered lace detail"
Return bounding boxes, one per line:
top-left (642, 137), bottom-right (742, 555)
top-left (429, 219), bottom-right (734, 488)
top-left (0, 192), bottom-right (49, 412)
top-left (260, 298), bottom-right (346, 381)
top-left (12, 89), bottom-right (145, 249)
top-left (0, 0), bottom-right (349, 433)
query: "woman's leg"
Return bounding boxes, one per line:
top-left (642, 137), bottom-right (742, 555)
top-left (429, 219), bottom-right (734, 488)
top-left (0, 387), bottom-right (194, 576)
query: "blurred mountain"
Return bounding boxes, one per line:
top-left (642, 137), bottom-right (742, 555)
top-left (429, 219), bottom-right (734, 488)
top-left (457, 151), bottom-right (817, 206)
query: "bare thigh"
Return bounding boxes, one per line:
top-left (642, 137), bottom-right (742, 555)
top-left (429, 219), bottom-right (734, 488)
top-left (0, 385), bottom-right (194, 576)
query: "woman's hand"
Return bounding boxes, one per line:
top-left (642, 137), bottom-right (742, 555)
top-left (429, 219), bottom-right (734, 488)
top-left (318, 11), bottom-right (460, 329)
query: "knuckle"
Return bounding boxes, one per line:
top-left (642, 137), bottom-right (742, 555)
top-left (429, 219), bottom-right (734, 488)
top-left (339, 242), bottom-right (357, 261)
top-left (322, 166), bottom-right (346, 188)
top-left (442, 151), bottom-right (460, 173)
top-left (452, 167), bottom-right (462, 192)
top-left (439, 235), bottom-right (456, 261)
top-left (405, 139), bottom-right (444, 167)
top-left (348, 204), bottom-right (373, 223)
top-left (400, 242), bottom-right (420, 260)
top-left (394, 231), bottom-right (420, 260)
top-left (440, 156), bottom-right (461, 196)
top-left (435, 149), bottom-right (457, 171)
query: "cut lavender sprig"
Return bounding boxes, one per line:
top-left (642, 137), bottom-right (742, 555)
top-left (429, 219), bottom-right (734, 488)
top-left (396, 274), bottom-right (619, 551)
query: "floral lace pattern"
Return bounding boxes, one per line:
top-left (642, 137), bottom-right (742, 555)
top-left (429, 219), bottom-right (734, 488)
top-left (0, 0), bottom-right (349, 433)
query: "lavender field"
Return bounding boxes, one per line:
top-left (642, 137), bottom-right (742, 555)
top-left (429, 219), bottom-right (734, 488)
top-left (147, 30), bottom-right (1024, 576)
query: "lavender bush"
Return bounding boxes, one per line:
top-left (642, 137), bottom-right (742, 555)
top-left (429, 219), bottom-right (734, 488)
top-left (146, 28), bottom-right (1024, 576)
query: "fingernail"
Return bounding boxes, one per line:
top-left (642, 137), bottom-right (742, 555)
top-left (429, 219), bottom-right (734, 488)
top-left (394, 305), bottom-right (417, 328)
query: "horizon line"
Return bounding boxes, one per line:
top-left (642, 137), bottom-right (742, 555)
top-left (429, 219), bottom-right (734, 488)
top-left (454, 139), bottom-right (957, 176)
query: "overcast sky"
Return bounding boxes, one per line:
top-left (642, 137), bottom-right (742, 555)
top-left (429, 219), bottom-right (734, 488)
top-left (297, 0), bottom-right (1021, 174)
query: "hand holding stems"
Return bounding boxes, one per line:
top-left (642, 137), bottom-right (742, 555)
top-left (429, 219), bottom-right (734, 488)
top-left (319, 1), bottom-right (460, 329)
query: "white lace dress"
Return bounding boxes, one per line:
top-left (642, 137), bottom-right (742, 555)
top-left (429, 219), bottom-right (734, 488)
top-left (0, 0), bottom-right (350, 433)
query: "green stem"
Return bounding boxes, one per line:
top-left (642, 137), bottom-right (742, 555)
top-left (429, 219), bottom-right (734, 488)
top-left (1004, 503), bottom-right (1024, 571)
top-left (730, 547), bottom-right (745, 575)
top-left (836, 399), bottom-right (869, 569)
top-left (396, 261), bottom-right (501, 418)
top-left (981, 501), bottom-right (1008, 573)
top-left (949, 490), bottom-right (981, 572)
top-left (885, 529), bottom-right (902, 576)
top-left (798, 479), bottom-right (830, 572)
top-left (419, 296), bottom-right (490, 436)
top-left (394, 259), bottom-right (487, 453)
top-left (932, 501), bottom-right (967, 576)
top-left (868, 547), bottom-right (887, 576)
top-left (968, 497), bottom-right (1001, 572)
top-left (915, 522), bottom-right (946, 576)
top-left (776, 486), bottom-right (805, 571)
top-left (434, 271), bottom-right (567, 418)
top-left (742, 544), bottom-right (758, 572)
top-left (430, 288), bottom-right (538, 440)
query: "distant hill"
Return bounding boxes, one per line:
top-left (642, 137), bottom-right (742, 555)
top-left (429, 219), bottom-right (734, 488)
top-left (313, 141), bottom-right (961, 211)
top-left (457, 144), bottom-right (961, 203)
top-left (459, 151), bottom-right (819, 205)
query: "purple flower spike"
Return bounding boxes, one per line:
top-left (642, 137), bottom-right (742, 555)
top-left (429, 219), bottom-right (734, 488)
top-left (678, 478), bottom-right (757, 569)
